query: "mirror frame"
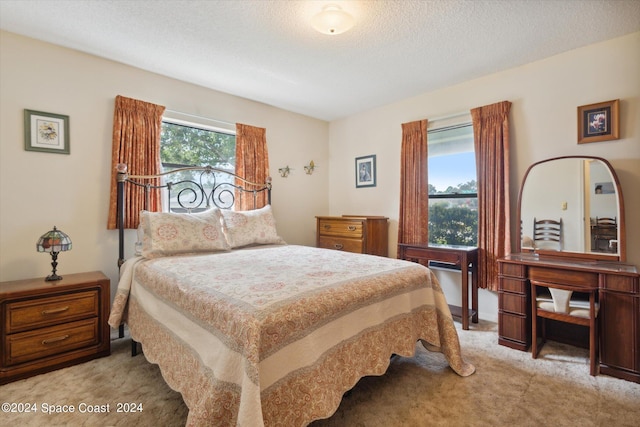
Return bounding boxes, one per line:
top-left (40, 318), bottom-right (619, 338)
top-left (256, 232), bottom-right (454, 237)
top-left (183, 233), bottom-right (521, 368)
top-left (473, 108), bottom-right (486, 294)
top-left (516, 155), bottom-right (626, 262)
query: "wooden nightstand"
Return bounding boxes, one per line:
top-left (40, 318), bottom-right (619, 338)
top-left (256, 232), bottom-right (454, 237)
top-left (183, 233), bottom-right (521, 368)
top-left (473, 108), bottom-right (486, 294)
top-left (0, 271), bottom-right (110, 384)
top-left (316, 215), bottom-right (388, 256)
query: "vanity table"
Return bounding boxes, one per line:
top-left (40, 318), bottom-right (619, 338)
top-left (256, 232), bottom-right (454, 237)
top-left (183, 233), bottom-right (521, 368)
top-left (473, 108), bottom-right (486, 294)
top-left (498, 253), bottom-right (639, 382)
top-left (498, 156), bottom-right (639, 383)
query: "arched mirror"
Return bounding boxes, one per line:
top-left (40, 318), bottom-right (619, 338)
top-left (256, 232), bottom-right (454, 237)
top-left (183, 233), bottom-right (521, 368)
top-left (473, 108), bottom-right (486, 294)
top-left (517, 156), bottom-right (626, 261)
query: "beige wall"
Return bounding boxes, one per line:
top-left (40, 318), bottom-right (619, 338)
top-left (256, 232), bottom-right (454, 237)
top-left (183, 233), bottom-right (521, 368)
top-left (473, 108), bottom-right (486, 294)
top-left (328, 32), bottom-right (640, 321)
top-left (0, 31), bottom-right (329, 293)
top-left (2, 30), bottom-right (638, 323)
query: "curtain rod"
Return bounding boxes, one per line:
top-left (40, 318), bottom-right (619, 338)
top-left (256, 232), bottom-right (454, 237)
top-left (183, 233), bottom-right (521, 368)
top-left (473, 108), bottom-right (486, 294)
top-left (429, 111), bottom-right (470, 122)
top-left (164, 109), bottom-right (235, 127)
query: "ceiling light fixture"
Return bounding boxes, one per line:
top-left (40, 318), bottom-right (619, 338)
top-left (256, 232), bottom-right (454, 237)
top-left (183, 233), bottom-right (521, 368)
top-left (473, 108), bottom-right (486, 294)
top-left (311, 4), bottom-right (355, 35)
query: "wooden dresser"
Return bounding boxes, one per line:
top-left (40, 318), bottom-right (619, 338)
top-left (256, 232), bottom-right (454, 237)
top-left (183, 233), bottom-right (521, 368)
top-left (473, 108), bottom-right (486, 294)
top-left (316, 215), bottom-right (388, 257)
top-left (1, 271), bottom-right (111, 384)
top-left (498, 253), bottom-right (640, 383)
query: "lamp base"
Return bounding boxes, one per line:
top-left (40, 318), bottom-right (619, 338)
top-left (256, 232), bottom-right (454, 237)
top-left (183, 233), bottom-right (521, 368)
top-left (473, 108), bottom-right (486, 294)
top-left (46, 251), bottom-right (62, 281)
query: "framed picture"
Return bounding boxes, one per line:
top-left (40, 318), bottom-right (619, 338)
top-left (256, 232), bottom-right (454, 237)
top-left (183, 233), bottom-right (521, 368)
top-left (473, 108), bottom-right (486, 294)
top-left (24, 109), bottom-right (70, 154)
top-left (577, 99), bottom-right (619, 144)
top-left (355, 154), bottom-right (376, 188)
top-left (594, 182), bottom-right (614, 195)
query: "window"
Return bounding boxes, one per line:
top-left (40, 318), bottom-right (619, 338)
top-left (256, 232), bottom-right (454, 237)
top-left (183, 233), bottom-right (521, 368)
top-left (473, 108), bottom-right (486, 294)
top-left (161, 119), bottom-right (235, 171)
top-left (160, 118), bottom-right (236, 211)
top-left (428, 123), bottom-right (477, 247)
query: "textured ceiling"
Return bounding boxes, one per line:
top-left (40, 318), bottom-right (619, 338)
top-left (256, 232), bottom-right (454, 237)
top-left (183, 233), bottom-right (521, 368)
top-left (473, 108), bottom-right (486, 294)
top-left (1, 1), bottom-right (639, 121)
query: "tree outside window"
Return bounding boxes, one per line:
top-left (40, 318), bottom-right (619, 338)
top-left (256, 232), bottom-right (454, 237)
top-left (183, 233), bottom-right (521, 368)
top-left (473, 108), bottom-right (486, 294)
top-left (160, 119), bottom-right (236, 211)
top-left (428, 124), bottom-right (478, 247)
top-left (161, 120), bottom-right (235, 170)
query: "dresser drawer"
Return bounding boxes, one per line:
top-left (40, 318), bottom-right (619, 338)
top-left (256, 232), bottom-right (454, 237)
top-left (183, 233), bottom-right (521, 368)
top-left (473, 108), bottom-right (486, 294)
top-left (5, 318), bottom-right (99, 366)
top-left (498, 311), bottom-right (530, 345)
top-left (499, 277), bottom-right (527, 294)
top-left (499, 262), bottom-right (526, 278)
top-left (499, 291), bottom-right (528, 315)
top-left (529, 266), bottom-right (598, 288)
top-left (318, 236), bottom-right (363, 253)
top-left (316, 216), bottom-right (388, 257)
top-left (318, 219), bottom-right (363, 238)
top-left (6, 290), bottom-right (99, 333)
top-left (602, 274), bottom-right (639, 294)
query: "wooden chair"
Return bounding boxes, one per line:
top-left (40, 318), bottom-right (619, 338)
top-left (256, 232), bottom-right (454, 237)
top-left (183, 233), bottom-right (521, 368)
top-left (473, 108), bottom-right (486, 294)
top-left (530, 279), bottom-right (600, 376)
top-left (592, 217), bottom-right (617, 252)
top-left (533, 218), bottom-right (562, 251)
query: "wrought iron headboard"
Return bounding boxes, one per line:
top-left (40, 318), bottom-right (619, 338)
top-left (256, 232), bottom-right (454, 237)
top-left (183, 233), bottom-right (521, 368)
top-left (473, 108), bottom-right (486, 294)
top-left (116, 163), bottom-right (272, 267)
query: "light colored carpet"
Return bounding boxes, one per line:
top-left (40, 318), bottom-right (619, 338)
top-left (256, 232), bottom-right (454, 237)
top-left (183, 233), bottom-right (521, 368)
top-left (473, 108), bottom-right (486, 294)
top-left (2, 320), bottom-right (639, 426)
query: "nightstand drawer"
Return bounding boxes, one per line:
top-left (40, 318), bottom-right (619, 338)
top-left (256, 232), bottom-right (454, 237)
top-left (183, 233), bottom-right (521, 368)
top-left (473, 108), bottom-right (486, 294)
top-left (318, 219), bottom-right (363, 238)
top-left (318, 236), bottom-right (363, 253)
top-left (6, 290), bottom-right (99, 333)
top-left (1, 272), bottom-right (110, 384)
top-left (5, 318), bottom-right (99, 366)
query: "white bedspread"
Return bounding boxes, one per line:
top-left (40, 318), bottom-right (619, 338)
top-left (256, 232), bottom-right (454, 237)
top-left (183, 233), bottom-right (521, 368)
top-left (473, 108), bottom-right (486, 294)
top-left (109, 245), bottom-right (474, 426)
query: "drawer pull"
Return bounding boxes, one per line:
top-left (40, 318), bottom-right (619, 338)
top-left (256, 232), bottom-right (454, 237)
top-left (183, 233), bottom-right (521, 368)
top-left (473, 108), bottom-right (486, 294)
top-left (347, 226), bottom-right (356, 231)
top-left (42, 335), bottom-right (70, 345)
top-left (323, 224), bottom-right (331, 230)
top-left (334, 244), bottom-right (344, 250)
top-left (42, 306), bottom-right (70, 315)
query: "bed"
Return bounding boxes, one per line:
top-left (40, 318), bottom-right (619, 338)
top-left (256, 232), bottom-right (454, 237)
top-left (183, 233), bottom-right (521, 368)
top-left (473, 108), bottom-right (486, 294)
top-left (108, 164), bottom-right (475, 426)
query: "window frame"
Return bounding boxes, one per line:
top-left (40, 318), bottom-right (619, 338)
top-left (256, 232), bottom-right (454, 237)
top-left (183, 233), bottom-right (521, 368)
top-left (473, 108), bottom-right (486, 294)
top-left (427, 121), bottom-right (478, 260)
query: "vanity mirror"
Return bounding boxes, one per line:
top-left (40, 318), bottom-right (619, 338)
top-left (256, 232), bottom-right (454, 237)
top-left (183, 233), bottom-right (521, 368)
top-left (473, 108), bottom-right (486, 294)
top-left (517, 156), bottom-right (626, 261)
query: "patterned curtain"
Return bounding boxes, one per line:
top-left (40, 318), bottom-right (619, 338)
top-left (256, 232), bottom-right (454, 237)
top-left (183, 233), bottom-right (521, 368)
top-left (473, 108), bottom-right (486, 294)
top-left (471, 101), bottom-right (512, 291)
top-left (235, 123), bottom-right (270, 210)
top-left (107, 95), bottom-right (165, 229)
top-left (397, 119), bottom-right (429, 252)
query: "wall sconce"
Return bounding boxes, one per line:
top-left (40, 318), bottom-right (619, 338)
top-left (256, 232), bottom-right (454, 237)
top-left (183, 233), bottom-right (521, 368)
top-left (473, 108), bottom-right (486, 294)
top-left (278, 166), bottom-right (291, 178)
top-left (304, 161), bottom-right (315, 175)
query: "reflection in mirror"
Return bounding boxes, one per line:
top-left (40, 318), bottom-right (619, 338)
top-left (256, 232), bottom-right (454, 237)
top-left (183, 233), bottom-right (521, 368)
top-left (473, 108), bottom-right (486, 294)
top-left (588, 161), bottom-right (619, 253)
top-left (518, 156), bottom-right (625, 261)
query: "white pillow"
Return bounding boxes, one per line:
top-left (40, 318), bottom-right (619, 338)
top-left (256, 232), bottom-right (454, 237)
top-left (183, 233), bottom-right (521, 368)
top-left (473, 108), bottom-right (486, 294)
top-left (221, 205), bottom-right (286, 248)
top-left (134, 224), bottom-right (144, 256)
top-left (140, 208), bottom-right (230, 258)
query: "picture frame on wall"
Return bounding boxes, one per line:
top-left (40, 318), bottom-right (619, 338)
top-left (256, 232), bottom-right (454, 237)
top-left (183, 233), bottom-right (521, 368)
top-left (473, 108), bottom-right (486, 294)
top-left (594, 182), bottom-right (614, 195)
top-left (355, 154), bottom-right (376, 188)
top-left (577, 99), bottom-right (619, 144)
top-left (24, 109), bottom-right (70, 154)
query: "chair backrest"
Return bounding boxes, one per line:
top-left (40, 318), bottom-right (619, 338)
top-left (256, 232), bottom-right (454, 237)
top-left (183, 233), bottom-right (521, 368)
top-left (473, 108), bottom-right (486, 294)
top-left (595, 217), bottom-right (616, 228)
top-left (533, 218), bottom-right (562, 250)
top-left (591, 216), bottom-right (617, 252)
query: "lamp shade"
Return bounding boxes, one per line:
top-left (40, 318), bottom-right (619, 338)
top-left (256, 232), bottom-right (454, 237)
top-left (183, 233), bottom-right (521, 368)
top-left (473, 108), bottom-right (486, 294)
top-left (311, 4), bottom-right (355, 35)
top-left (37, 226), bottom-right (72, 253)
